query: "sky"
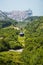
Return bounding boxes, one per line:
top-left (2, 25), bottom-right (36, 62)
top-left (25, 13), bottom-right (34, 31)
top-left (0, 0), bottom-right (43, 16)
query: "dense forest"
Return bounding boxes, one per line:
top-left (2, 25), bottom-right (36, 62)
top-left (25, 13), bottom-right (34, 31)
top-left (21, 16), bottom-right (43, 65)
top-left (0, 16), bottom-right (43, 65)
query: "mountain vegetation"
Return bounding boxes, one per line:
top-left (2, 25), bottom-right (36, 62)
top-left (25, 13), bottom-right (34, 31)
top-left (21, 16), bottom-right (43, 65)
top-left (0, 16), bottom-right (43, 65)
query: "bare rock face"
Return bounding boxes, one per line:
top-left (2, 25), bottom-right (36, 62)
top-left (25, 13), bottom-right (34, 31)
top-left (7, 9), bottom-right (32, 21)
top-left (0, 9), bottom-right (32, 21)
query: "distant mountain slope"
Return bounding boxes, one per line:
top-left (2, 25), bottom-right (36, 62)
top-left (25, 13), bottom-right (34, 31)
top-left (0, 10), bottom-right (18, 28)
top-left (0, 10), bottom-right (12, 28)
top-left (24, 16), bottom-right (39, 21)
top-left (0, 10), bottom-right (9, 20)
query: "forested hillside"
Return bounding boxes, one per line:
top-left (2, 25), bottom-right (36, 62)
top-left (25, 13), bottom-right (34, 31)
top-left (21, 16), bottom-right (43, 65)
top-left (0, 19), bottom-right (18, 28)
top-left (0, 16), bottom-right (43, 65)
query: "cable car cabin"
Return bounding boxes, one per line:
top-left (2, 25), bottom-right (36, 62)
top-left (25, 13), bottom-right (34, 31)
top-left (19, 32), bottom-right (24, 37)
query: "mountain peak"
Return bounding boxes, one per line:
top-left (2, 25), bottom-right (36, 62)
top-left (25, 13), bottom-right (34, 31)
top-left (7, 9), bottom-right (32, 21)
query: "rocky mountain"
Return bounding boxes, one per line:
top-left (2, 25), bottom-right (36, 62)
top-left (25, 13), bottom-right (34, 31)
top-left (0, 9), bottom-right (32, 21)
top-left (6, 9), bottom-right (32, 21)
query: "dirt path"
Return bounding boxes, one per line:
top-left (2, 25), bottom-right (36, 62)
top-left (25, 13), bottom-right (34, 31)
top-left (9, 49), bottom-right (23, 52)
top-left (0, 37), bottom-right (3, 39)
top-left (14, 27), bottom-right (20, 30)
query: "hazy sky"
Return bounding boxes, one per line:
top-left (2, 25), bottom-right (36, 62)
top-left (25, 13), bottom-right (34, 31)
top-left (0, 0), bottom-right (43, 16)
